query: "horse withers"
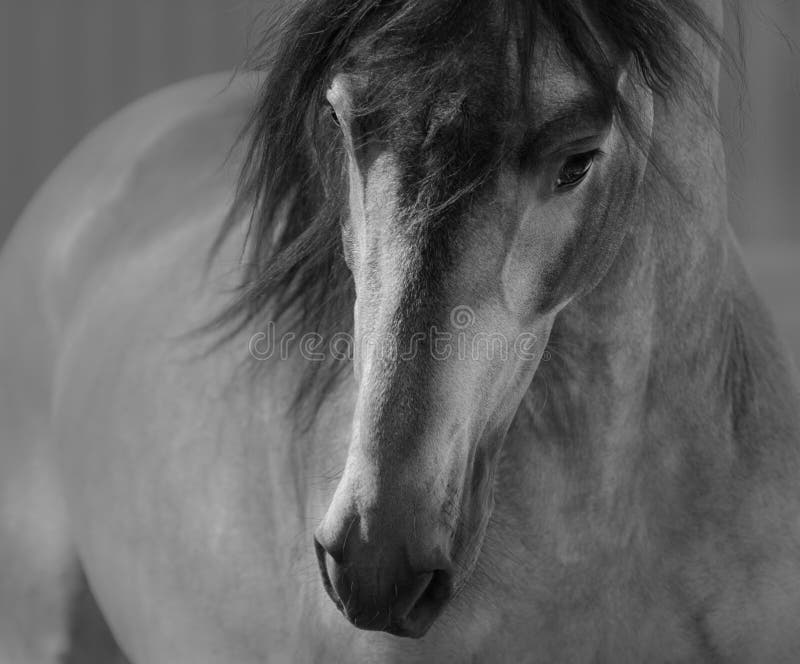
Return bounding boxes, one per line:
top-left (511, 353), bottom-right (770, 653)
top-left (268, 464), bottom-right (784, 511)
top-left (2, 0), bottom-right (800, 662)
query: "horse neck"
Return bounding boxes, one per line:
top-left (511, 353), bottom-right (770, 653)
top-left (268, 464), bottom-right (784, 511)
top-left (515, 57), bottom-right (800, 536)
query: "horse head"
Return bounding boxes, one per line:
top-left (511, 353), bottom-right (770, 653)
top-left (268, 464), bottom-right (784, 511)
top-left (312, 3), bottom-right (656, 637)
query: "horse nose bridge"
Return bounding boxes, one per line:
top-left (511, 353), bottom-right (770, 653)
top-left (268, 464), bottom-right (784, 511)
top-left (318, 406), bottom-right (466, 558)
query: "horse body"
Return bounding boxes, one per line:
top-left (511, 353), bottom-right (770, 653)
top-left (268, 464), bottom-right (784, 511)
top-left (3, 2), bottom-right (800, 662)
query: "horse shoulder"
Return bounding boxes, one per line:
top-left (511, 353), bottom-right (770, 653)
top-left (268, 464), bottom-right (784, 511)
top-left (0, 72), bottom-right (257, 663)
top-left (0, 203), bottom-right (74, 661)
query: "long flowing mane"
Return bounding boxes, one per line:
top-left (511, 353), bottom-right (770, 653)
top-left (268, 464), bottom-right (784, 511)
top-left (208, 0), bottom-right (731, 413)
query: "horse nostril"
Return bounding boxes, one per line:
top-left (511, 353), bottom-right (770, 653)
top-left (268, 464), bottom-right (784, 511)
top-left (424, 569), bottom-right (453, 603)
top-left (314, 536), bottom-right (343, 611)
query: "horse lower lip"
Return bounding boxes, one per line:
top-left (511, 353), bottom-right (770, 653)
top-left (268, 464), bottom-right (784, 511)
top-left (352, 614), bottom-right (433, 639)
top-left (336, 595), bottom-right (443, 639)
top-left (385, 621), bottom-right (425, 638)
top-left (397, 573), bottom-right (450, 637)
top-left (386, 600), bottom-right (445, 638)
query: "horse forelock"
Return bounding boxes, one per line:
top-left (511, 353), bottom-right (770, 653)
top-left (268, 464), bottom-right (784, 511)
top-left (206, 0), bottom-right (731, 419)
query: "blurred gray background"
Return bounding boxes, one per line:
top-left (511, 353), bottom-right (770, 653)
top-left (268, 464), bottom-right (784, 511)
top-left (1, 0), bottom-right (798, 359)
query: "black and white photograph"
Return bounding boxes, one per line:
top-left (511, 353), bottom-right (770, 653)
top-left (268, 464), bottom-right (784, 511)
top-left (1, 1), bottom-right (800, 662)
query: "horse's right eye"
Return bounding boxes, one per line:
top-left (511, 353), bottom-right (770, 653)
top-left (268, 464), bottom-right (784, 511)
top-left (327, 102), bottom-right (341, 128)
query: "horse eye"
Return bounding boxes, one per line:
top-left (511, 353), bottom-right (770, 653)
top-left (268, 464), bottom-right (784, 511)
top-left (555, 151), bottom-right (596, 190)
top-left (326, 102), bottom-right (341, 128)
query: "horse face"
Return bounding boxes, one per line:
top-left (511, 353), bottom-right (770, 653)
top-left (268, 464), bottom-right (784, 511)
top-left (314, 32), bottom-right (654, 638)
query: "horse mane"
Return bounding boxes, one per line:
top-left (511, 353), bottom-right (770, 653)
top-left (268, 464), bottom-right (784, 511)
top-left (207, 0), bottom-right (732, 417)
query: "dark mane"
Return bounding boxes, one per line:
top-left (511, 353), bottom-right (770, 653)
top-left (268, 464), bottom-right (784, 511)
top-left (208, 0), bottom-right (730, 416)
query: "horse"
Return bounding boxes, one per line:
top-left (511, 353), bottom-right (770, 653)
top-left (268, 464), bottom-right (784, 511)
top-left (2, 0), bottom-right (800, 661)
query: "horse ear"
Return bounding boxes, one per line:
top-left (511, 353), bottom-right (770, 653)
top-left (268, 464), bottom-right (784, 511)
top-left (327, 75), bottom-right (353, 133)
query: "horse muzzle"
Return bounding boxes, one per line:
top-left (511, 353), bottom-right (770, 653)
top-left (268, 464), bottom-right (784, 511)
top-left (313, 507), bottom-right (454, 637)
